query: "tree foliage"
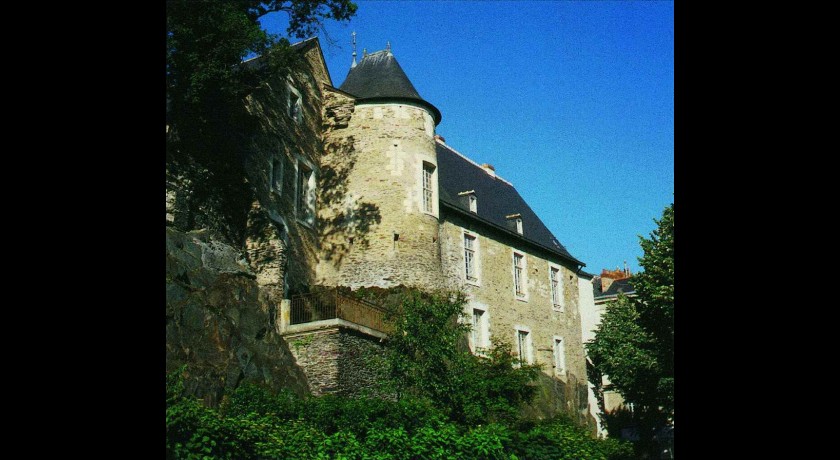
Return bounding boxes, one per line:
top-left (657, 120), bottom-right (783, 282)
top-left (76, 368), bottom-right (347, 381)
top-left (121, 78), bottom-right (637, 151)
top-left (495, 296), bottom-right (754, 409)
top-left (586, 203), bottom-right (674, 451)
top-left (384, 290), bottom-right (541, 426)
top-left (166, 0), bottom-right (357, 243)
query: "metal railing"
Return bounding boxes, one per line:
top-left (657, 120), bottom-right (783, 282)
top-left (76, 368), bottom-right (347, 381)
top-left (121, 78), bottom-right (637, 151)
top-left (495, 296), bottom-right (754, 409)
top-left (290, 289), bottom-right (393, 334)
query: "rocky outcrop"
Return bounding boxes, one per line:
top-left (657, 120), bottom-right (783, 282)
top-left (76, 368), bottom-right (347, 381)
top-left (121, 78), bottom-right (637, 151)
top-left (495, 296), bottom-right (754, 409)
top-left (166, 227), bottom-right (310, 406)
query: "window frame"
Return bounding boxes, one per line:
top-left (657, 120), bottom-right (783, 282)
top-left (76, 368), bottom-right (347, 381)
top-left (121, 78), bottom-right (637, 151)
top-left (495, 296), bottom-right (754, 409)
top-left (463, 231), bottom-right (480, 286)
top-left (287, 84), bottom-right (303, 124)
top-left (514, 325), bottom-right (533, 365)
top-left (549, 262), bottom-right (564, 311)
top-left (553, 336), bottom-right (566, 376)
top-left (270, 156), bottom-right (284, 196)
top-left (512, 250), bottom-right (528, 301)
top-left (470, 307), bottom-right (489, 355)
top-left (295, 158), bottom-right (316, 227)
top-left (421, 161), bottom-right (437, 216)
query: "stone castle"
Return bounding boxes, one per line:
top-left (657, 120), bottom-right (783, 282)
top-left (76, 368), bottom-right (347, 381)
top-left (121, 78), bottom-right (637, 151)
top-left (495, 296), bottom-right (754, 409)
top-left (167, 37), bottom-right (594, 427)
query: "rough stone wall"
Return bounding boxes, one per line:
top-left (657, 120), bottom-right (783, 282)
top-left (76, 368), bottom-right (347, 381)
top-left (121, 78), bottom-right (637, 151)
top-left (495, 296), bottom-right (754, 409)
top-left (166, 227), bottom-right (310, 406)
top-left (440, 212), bottom-right (592, 427)
top-left (283, 327), bottom-right (391, 398)
top-left (317, 96), bottom-right (443, 290)
top-left (240, 47), bottom-right (327, 296)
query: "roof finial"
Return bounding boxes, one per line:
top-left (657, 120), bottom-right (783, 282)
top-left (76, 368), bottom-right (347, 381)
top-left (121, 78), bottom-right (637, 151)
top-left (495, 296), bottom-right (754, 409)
top-left (386, 40), bottom-right (391, 53)
top-left (351, 31), bottom-right (357, 68)
top-left (363, 47), bottom-right (367, 57)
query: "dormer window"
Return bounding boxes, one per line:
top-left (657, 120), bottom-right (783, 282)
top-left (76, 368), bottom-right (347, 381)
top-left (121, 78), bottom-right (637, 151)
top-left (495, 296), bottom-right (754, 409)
top-left (506, 213), bottom-right (523, 235)
top-left (458, 190), bottom-right (477, 213)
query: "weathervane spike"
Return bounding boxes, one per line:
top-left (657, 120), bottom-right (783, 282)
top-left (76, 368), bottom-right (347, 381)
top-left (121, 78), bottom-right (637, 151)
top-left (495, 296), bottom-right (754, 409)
top-left (386, 40), bottom-right (391, 53)
top-left (351, 31), bottom-right (357, 68)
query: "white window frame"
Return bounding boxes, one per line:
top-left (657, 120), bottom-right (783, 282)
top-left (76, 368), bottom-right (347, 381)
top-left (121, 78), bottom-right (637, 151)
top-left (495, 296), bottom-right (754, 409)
top-left (514, 325), bottom-right (533, 365)
top-left (421, 161), bottom-right (437, 216)
top-left (515, 218), bottom-right (523, 235)
top-left (287, 84), bottom-right (303, 124)
top-left (553, 336), bottom-right (566, 376)
top-left (295, 158), bottom-right (316, 227)
top-left (463, 231), bottom-right (480, 286)
top-left (512, 250), bottom-right (528, 301)
top-left (469, 194), bottom-right (477, 213)
top-left (270, 156), bottom-right (284, 195)
top-left (470, 307), bottom-right (489, 355)
top-left (549, 262), bottom-right (564, 311)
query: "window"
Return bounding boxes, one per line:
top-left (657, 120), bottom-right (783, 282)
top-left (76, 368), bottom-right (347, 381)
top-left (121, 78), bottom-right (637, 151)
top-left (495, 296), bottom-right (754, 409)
top-left (297, 161), bottom-right (315, 225)
top-left (513, 252), bottom-right (526, 298)
top-left (422, 162), bottom-right (435, 213)
top-left (471, 308), bottom-right (488, 353)
top-left (288, 86), bottom-right (303, 123)
top-left (550, 265), bottom-right (563, 310)
top-left (554, 337), bottom-right (566, 375)
top-left (469, 194), bottom-right (477, 213)
top-left (464, 233), bottom-right (478, 283)
top-left (515, 327), bottom-right (532, 365)
top-left (271, 157), bottom-right (283, 195)
top-left (515, 218), bottom-right (523, 235)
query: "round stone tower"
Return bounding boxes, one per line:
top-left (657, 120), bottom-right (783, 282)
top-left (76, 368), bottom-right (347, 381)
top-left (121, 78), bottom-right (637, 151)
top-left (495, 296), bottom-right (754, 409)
top-left (318, 47), bottom-right (444, 290)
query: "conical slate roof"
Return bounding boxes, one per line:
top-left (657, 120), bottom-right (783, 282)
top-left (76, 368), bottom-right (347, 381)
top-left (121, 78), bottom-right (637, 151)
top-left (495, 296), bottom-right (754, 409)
top-left (339, 49), bottom-right (441, 125)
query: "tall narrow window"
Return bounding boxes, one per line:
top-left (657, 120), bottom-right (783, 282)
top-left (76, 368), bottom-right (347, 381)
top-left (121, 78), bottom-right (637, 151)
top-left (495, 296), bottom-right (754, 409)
top-left (288, 86), bottom-right (302, 123)
top-left (513, 252), bottom-right (525, 297)
top-left (271, 158), bottom-right (283, 194)
top-left (422, 163), bottom-right (435, 213)
top-left (554, 337), bottom-right (566, 375)
top-left (464, 233), bottom-right (477, 282)
top-left (550, 266), bottom-right (562, 308)
top-left (469, 194), bottom-right (477, 213)
top-left (516, 328), bottom-right (531, 365)
top-left (471, 308), bottom-right (486, 352)
top-left (297, 162), bottom-right (315, 225)
top-left (515, 218), bottom-right (523, 235)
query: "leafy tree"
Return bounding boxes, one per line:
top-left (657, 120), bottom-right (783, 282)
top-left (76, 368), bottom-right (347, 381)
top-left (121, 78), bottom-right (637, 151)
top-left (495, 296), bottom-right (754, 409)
top-left (385, 289), bottom-right (541, 426)
top-left (166, 0), bottom-right (357, 243)
top-left (586, 203), bottom-right (674, 455)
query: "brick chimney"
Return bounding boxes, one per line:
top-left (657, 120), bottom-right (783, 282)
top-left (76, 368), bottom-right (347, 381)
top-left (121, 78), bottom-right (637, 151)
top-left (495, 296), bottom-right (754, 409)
top-left (599, 266), bottom-right (632, 292)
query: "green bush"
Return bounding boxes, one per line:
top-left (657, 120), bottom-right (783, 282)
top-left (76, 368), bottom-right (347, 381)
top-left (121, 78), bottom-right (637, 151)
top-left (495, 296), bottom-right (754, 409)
top-left (167, 367), bottom-right (633, 460)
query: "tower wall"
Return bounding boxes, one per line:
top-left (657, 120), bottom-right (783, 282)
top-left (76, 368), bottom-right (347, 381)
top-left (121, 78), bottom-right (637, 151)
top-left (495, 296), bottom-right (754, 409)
top-left (318, 94), bottom-right (443, 290)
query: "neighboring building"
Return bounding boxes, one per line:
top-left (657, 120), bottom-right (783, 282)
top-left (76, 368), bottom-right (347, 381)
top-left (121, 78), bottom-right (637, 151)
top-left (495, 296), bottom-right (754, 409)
top-left (580, 265), bottom-right (637, 436)
top-left (167, 38), bottom-right (594, 425)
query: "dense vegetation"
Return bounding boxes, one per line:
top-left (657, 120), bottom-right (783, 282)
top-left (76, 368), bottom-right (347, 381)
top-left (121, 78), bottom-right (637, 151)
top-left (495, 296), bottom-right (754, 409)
top-left (167, 369), bottom-right (633, 459)
top-left (167, 290), bottom-right (633, 459)
top-left (586, 203), bottom-right (674, 456)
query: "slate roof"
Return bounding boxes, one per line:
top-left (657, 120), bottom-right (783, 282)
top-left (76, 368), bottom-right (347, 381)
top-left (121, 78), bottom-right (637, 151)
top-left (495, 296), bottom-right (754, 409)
top-left (436, 140), bottom-right (583, 266)
top-left (338, 50), bottom-right (441, 125)
top-left (594, 277), bottom-right (636, 299)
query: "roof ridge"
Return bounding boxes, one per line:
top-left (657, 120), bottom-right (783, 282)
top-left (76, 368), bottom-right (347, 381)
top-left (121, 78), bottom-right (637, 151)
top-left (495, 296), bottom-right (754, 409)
top-left (435, 139), bottom-right (513, 187)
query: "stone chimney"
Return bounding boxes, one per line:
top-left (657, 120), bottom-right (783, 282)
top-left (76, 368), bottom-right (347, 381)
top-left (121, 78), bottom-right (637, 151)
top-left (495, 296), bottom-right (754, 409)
top-left (481, 163), bottom-right (496, 178)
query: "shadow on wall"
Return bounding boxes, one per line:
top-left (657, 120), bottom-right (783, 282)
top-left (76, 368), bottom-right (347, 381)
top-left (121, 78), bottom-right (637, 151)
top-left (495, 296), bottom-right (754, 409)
top-left (318, 136), bottom-right (382, 266)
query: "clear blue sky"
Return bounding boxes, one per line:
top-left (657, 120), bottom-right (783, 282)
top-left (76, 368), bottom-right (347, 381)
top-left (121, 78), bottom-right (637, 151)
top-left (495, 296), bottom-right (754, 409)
top-left (260, 0), bottom-right (673, 275)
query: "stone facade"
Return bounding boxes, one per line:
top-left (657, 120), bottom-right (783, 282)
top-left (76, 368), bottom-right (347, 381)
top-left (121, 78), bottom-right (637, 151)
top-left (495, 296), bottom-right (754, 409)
top-left (317, 99), bottom-right (444, 290)
top-left (167, 38), bottom-right (596, 427)
top-left (283, 325), bottom-right (391, 398)
top-left (440, 211), bottom-right (591, 425)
